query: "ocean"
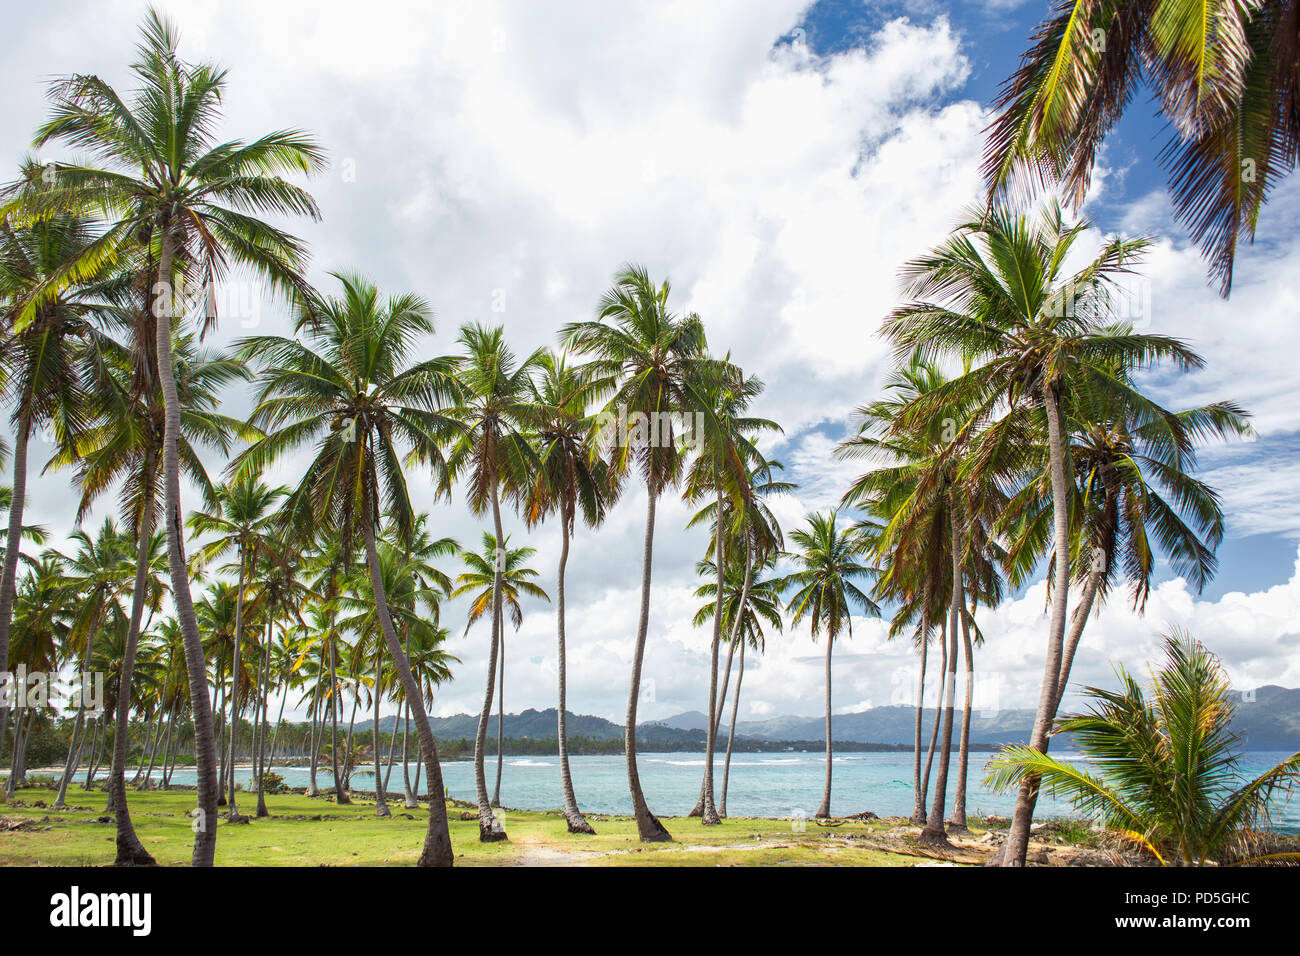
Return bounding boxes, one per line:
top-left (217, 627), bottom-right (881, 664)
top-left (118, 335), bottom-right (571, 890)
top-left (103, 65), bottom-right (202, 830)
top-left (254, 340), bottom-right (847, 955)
top-left (155, 749), bottom-right (1300, 832)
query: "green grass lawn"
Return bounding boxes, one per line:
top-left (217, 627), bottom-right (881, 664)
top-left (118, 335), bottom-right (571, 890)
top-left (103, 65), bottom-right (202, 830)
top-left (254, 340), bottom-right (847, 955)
top-left (0, 786), bottom-right (931, 866)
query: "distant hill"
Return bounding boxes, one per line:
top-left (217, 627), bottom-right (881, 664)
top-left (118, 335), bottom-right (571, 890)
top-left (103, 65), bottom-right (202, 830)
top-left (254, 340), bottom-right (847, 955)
top-left (352, 687), bottom-right (1299, 751)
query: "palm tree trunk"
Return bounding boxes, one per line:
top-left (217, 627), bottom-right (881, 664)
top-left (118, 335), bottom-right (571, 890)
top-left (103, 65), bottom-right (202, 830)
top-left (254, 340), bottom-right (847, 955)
top-left (998, 383), bottom-right (1072, 867)
top-left (5, 710), bottom-right (32, 798)
top-left (383, 708), bottom-right (399, 792)
top-left (555, 504), bottom-right (594, 833)
top-left (109, 462), bottom-right (158, 864)
top-left (720, 637), bottom-right (746, 818)
top-left (253, 623), bottom-right (272, 818)
top-left (689, 545), bottom-right (749, 817)
top-left (949, 597), bottom-right (975, 831)
top-left (700, 488), bottom-right (726, 826)
top-left (154, 229), bottom-right (219, 866)
top-left (1053, 568), bottom-right (1101, 715)
top-left (626, 490), bottom-right (671, 842)
top-left (343, 691), bottom-right (359, 791)
top-left (0, 417), bottom-right (30, 764)
top-left (816, 633), bottom-right (834, 819)
top-left (402, 698), bottom-right (417, 808)
top-left (472, 484), bottom-right (506, 840)
top-left (142, 656), bottom-right (172, 790)
top-left (919, 620), bottom-right (946, 818)
top-left (327, 602), bottom-right (350, 804)
top-left (910, 611), bottom-right (931, 824)
top-left (267, 678), bottom-right (288, 777)
top-left (492, 630), bottom-right (505, 807)
top-left (227, 548), bottom-right (249, 818)
top-left (921, 508), bottom-right (963, 845)
top-left (372, 639), bottom-right (390, 817)
top-left (54, 619), bottom-right (99, 810)
top-left (361, 503), bottom-right (453, 866)
top-left (215, 678), bottom-right (226, 805)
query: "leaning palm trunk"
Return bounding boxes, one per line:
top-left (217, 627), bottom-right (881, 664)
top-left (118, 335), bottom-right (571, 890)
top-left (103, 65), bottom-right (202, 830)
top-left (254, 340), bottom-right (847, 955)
top-left (372, 640), bottom-right (390, 817)
top-left (720, 637), bottom-right (746, 817)
top-left (5, 710), bottom-right (32, 798)
top-left (997, 384), bottom-right (1072, 867)
top-left (700, 488), bottom-right (726, 826)
top-left (361, 507), bottom-right (453, 866)
top-left (227, 549), bottom-right (250, 818)
top-left (472, 485), bottom-right (507, 841)
top-left (921, 509), bottom-right (963, 845)
top-left (141, 654), bottom-right (173, 790)
top-left (0, 418), bottom-right (30, 763)
top-left (626, 491), bottom-right (672, 842)
top-left (1052, 568), bottom-right (1102, 715)
top-left (154, 235), bottom-right (219, 866)
top-left (492, 631), bottom-right (505, 807)
top-left (919, 619), bottom-right (947, 821)
top-left (689, 547), bottom-right (749, 817)
top-left (326, 610), bottom-right (350, 804)
top-left (909, 612), bottom-right (931, 824)
top-left (109, 467), bottom-right (159, 863)
top-left (401, 700), bottom-right (418, 808)
top-left (555, 505), bottom-right (594, 833)
top-left (949, 599), bottom-right (975, 830)
top-left (816, 633), bottom-right (835, 819)
top-left (54, 621), bottom-right (99, 810)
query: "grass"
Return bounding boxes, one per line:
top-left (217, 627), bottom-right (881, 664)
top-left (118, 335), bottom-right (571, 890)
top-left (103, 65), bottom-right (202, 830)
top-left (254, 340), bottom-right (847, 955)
top-left (0, 785), bottom-right (947, 866)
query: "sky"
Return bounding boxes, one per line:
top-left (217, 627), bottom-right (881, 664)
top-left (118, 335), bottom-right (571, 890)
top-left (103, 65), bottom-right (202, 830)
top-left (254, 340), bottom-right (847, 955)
top-left (2, 1), bottom-right (1299, 726)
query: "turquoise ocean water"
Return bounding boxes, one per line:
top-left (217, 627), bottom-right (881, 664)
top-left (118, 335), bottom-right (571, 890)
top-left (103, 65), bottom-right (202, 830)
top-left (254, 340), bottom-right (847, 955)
top-left (156, 749), bottom-right (1300, 832)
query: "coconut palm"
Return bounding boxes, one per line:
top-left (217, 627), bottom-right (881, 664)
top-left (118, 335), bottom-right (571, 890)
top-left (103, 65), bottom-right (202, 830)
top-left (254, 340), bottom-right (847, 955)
top-left (51, 520), bottom-right (135, 809)
top-left (235, 270), bottom-right (461, 867)
top-left (442, 322), bottom-right (543, 839)
top-left (451, 531), bottom-right (550, 807)
top-left (988, 632), bottom-right (1300, 865)
top-left (562, 263), bottom-right (732, 843)
top-left (187, 475), bottom-right (288, 818)
top-left (5, 555), bottom-right (69, 798)
top-left (683, 366), bottom-right (778, 826)
top-left (0, 210), bottom-right (112, 787)
top-left (984, 0), bottom-right (1300, 294)
top-left (778, 511), bottom-right (879, 819)
top-left (883, 199), bottom-right (1204, 864)
top-left (522, 349), bottom-right (616, 833)
top-left (9, 10), bottom-right (325, 864)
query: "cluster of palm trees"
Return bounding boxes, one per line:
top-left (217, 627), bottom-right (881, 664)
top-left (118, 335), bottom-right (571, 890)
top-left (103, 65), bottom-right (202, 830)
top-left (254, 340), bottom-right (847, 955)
top-left (0, 3), bottom-right (1276, 870)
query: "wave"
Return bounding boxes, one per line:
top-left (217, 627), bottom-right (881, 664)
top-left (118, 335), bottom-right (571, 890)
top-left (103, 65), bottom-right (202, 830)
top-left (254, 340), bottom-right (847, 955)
top-left (508, 759), bottom-right (552, 767)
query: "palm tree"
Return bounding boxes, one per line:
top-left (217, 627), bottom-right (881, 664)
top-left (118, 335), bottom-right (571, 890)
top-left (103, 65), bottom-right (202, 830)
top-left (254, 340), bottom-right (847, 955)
top-left (188, 475), bottom-right (288, 818)
top-left (443, 322), bottom-right (543, 840)
top-left (523, 349), bottom-right (614, 833)
top-left (838, 354), bottom-right (1005, 841)
top-left (12, 10), bottom-right (325, 865)
top-left (5, 555), bottom-right (68, 798)
top-left (0, 210), bottom-right (111, 788)
top-left (988, 633), bottom-right (1300, 865)
top-left (884, 200), bottom-right (1205, 864)
top-left (779, 511), bottom-right (879, 819)
top-left (563, 263), bottom-right (731, 843)
top-left (451, 531), bottom-right (550, 807)
top-left (236, 271), bottom-right (460, 867)
top-left (984, 0), bottom-right (1300, 294)
top-left (692, 553), bottom-right (784, 817)
top-left (683, 367), bottom-right (777, 825)
top-left (51, 520), bottom-right (135, 809)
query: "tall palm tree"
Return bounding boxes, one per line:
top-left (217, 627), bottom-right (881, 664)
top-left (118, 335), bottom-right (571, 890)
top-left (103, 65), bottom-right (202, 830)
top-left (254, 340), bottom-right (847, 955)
top-left (885, 200), bottom-right (1207, 864)
top-left (0, 210), bottom-right (110, 787)
top-left (236, 271), bottom-right (461, 867)
top-left (779, 512), bottom-right (879, 819)
top-left (989, 633), bottom-right (1300, 865)
top-left (683, 367), bottom-right (777, 826)
top-left (523, 349), bottom-right (615, 834)
top-left (443, 322), bottom-right (543, 840)
top-left (563, 263), bottom-right (731, 843)
top-left (12, 9), bottom-right (325, 864)
top-left (984, 0), bottom-right (1300, 294)
top-left (188, 475), bottom-right (288, 818)
top-left (451, 531), bottom-right (550, 807)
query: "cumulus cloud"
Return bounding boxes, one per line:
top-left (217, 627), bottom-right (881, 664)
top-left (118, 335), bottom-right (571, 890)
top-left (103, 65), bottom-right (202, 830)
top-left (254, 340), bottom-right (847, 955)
top-left (1, 1), bottom-right (1295, 725)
